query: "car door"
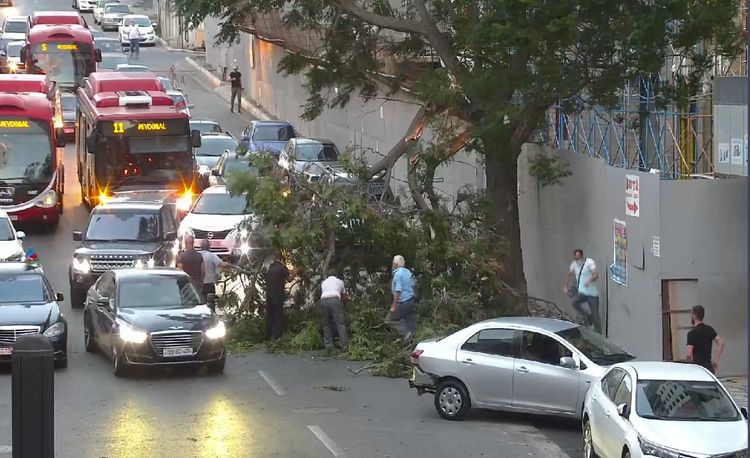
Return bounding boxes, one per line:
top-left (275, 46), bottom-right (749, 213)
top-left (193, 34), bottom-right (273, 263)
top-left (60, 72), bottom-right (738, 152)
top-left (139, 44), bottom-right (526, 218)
top-left (454, 328), bottom-right (519, 407)
top-left (92, 273), bottom-right (116, 350)
top-left (599, 373), bottom-right (633, 458)
top-left (589, 368), bottom-right (626, 450)
top-left (511, 331), bottom-right (581, 414)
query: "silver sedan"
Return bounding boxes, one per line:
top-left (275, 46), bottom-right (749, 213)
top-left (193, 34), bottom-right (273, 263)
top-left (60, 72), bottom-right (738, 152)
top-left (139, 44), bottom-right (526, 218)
top-left (409, 317), bottom-right (635, 421)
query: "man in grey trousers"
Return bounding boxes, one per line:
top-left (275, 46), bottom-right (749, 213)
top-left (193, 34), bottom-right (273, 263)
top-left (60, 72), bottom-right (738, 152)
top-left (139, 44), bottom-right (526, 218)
top-left (319, 269), bottom-right (348, 350)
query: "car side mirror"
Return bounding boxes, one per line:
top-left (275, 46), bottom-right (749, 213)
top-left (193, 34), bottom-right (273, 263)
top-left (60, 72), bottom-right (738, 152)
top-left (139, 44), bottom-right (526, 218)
top-left (187, 104), bottom-right (195, 109)
top-left (16, 231), bottom-right (25, 239)
top-left (616, 403), bottom-right (630, 419)
top-left (164, 231), bottom-right (177, 241)
top-left (72, 231), bottom-right (83, 241)
top-left (95, 48), bottom-right (102, 62)
top-left (86, 133), bottom-right (98, 152)
top-left (211, 169), bottom-right (220, 176)
top-left (55, 292), bottom-right (64, 302)
top-left (191, 130), bottom-right (202, 148)
top-left (55, 128), bottom-right (66, 147)
top-left (20, 46), bottom-right (27, 61)
top-left (741, 407), bottom-right (748, 420)
top-left (559, 356), bottom-right (578, 369)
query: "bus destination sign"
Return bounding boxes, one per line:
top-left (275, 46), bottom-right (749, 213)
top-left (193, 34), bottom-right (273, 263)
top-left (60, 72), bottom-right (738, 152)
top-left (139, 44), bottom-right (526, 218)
top-left (100, 119), bottom-right (188, 137)
top-left (0, 118), bottom-right (47, 134)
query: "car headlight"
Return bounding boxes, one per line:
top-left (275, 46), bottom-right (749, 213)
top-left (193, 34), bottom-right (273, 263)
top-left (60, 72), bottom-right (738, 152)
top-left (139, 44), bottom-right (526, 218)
top-left (134, 257), bottom-right (155, 269)
top-left (205, 321), bottom-right (226, 340)
top-left (35, 189), bottom-right (57, 208)
top-left (638, 436), bottom-right (681, 458)
top-left (119, 325), bottom-right (148, 344)
top-left (176, 191), bottom-right (193, 211)
top-left (72, 257), bottom-right (91, 274)
top-left (43, 322), bottom-right (65, 338)
top-left (3, 251), bottom-right (24, 262)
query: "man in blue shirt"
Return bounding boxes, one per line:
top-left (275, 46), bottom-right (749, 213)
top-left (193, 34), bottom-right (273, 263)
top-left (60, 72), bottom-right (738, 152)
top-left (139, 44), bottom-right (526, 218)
top-left (385, 255), bottom-right (416, 341)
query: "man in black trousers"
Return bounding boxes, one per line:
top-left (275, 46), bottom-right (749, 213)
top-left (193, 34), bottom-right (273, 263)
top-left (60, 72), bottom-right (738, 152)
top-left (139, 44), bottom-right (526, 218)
top-left (265, 252), bottom-right (295, 340)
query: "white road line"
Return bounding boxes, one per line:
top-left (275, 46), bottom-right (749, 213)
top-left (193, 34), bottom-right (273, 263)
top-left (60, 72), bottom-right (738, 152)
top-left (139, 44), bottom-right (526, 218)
top-left (307, 425), bottom-right (345, 458)
top-left (258, 370), bottom-right (286, 396)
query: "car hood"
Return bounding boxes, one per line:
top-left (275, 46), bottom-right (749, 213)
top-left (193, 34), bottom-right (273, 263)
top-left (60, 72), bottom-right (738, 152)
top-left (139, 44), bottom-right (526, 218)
top-left (635, 417), bottom-right (748, 455)
top-left (75, 240), bottom-right (161, 256)
top-left (117, 304), bottom-right (214, 333)
top-left (0, 240), bottom-right (23, 260)
top-left (0, 302), bottom-right (55, 327)
top-left (181, 213), bottom-right (249, 232)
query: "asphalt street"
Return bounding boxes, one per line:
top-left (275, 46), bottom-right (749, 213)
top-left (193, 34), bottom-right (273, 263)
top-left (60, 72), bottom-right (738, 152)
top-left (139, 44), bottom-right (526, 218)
top-left (0, 1), bottom-right (583, 456)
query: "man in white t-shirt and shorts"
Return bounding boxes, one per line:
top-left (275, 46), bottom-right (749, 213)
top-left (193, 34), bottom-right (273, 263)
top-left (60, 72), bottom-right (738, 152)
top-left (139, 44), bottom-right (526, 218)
top-left (563, 248), bottom-right (601, 333)
top-left (319, 269), bottom-right (348, 350)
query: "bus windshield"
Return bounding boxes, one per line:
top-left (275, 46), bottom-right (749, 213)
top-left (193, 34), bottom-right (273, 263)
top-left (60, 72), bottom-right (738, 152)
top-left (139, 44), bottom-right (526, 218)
top-left (0, 118), bottom-right (53, 185)
top-left (27, 42), bottom-right (95, 87)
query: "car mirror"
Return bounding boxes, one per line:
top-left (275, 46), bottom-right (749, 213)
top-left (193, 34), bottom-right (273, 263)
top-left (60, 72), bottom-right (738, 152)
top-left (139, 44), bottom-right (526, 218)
top-left (741, 407), bottom-right (748, 420)
top-left (95, 48), bottom-right (102, 62)
top-left (191, 130), bottom-right (202, 148)
top-left (55, 128), bottom-right (66, 147)
top-left (164, 231), bottom-right (177, 241)
top-left (72, 231), bottom-right (83, 242)
top-left (616, 403), bottom-right (630, 419)
top-left (86, 132), bottom-right (99, 152)
top-left (16, 231), bottom-right (25, 239)
top-left (20, 45), bottom-right (27, 61)
top-left (559, 356), bottom-right (578, 369)
top-left (55, 292), bottom-right (64, 302)
top-left (187, 104), bottom-right (195, 109)
top-left (211, 169), bottom-right (220, 176)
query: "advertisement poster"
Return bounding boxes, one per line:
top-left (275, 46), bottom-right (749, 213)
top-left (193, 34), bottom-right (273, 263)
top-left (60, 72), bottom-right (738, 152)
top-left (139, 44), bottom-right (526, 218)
top-left (718, 143), bottom-right (730, 163)
top-left (625, 174), bottom-right (639, 217)
top-left (611, 219), bottom-right (628, 286)
top-left (731, 138), bottom-right (743, 165)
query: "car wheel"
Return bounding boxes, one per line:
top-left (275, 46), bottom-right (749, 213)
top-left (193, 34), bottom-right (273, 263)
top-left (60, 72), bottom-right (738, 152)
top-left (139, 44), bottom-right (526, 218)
top-left (622, 450), bottom-right (630, 458)
top-left (84, 316), bottom-right (96, 353)
top-left (70, 287), bottom-right (85, 309)
top-left (434, 379), bottom-right (471, 420)
top-left (112, 347), bottom-right (128, 377)
top-left (583, 420), bottom-right (597, 458)
top-left (207, 355), bottom-right (225, 374)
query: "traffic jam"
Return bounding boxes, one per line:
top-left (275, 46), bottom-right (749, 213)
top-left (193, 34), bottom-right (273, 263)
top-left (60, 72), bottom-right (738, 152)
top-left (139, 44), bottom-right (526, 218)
top-left (0, 6), bottom-right (747, 458)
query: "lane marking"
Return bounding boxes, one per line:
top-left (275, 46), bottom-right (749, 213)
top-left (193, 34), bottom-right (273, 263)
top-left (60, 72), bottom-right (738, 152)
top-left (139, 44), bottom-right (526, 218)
top-left (258, 370), bottom-right (285, 396)
top-left (307, 425), bottom-right (345, 458)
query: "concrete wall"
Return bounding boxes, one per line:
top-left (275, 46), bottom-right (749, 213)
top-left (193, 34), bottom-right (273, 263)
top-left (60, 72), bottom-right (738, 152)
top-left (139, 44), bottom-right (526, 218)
top-left (520, 145), bottom-right (748, 375)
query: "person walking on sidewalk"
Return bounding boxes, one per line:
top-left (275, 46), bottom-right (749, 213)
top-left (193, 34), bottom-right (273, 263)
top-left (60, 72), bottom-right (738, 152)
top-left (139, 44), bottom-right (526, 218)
top-left (385, 255), bottom-right (417, 342)
top-left (229, 65), bottom-right (242, 113)
top-left (128, 21), bottom-right (141, 57)
top-left (686, 305), bottom-right (725, 374)
top-left (319, 269), bottom-right (348, 350)
top-left (563, 249), bottom-right (601, 333)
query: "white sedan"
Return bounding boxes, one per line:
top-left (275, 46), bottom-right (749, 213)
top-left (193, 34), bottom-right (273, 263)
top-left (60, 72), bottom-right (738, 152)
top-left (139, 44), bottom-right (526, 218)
top-left (0, 209), bottom-right (25, 262)
top-left (73, 0), bottom-right (95, 11)
top-left (583, 361), bottom-right (747, 458)
top-left (118, 15), bottom-right (156, 47)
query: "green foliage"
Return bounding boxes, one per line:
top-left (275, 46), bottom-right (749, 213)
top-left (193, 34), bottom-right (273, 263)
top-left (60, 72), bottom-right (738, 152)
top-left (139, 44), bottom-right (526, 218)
top-left (528, 154), bottom-right (573, 187)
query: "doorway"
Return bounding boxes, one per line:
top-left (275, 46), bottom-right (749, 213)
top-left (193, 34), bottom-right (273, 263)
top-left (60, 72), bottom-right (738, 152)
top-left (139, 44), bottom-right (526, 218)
top-left (661, 279), bottom-right (698, 361)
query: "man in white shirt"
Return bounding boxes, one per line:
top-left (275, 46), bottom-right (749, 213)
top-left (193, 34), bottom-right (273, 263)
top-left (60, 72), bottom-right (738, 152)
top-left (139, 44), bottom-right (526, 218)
top-left (563, 248), bottom-right (601, 333)
top-left (199, 239), bottom-right (232, 308)
top-left (319, 269), bottom-right (348, 350)
top-left (128, 21), bottom-right (141, 57)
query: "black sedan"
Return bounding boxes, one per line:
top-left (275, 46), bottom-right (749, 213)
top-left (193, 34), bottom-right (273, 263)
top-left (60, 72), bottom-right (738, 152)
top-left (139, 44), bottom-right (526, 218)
top-left (0, 263), bottom-right (68, 368)
top-left (83, 268), bottom-right (226, 376)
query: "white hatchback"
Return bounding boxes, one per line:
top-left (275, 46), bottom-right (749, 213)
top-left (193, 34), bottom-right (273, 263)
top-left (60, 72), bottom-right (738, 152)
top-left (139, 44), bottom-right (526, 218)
top-left (583, 361), bottom-right (747, 458)
top-left (118, 15), bottom-right (156, 47)
top-left (0, 209), bottom-right (25, 262)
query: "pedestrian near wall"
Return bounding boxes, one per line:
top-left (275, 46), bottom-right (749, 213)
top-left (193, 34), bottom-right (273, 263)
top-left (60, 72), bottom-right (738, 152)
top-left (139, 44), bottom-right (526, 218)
top-left (264, 251), bottom-right (295, 340)
top-left (177, 234), bottom-right (204, 293)
top-left (385, 255), bottom-right (417, 342)
top-left (319, 269), bottom-right (348, 350)
top-left (563, 249), bottom-right (601, 333)
top-left (686, 305), bottom-right (725, 374)
top-left (229, 65), bottom-right (242, 113)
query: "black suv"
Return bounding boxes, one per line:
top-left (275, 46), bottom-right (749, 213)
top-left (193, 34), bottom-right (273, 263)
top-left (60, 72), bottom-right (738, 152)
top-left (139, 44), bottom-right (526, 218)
top-left (69, 201), bottom-right (179, 308)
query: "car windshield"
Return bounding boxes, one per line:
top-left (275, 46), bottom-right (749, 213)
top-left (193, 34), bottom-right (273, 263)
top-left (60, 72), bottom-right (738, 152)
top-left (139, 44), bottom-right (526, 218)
top-left (191, 193), bottom-right (250, 215)
top-left (86, 210), bottom-right (160, 242)
top-left (253, 125), bottom-right (295, 142)
top-left (196, 138), bottom-right (238, 156)
top-left (0, 275), bottom-right (50, 303)
top-left (6, 43), bottom-right (22, 57)
top-left (126, 17), bottom-right (151, 27)
top-left (0, 218), bottom-right (14, 241)
top-left (295, 142), bottom-right (338, 161)
top-left (636, 380), bottom-right (740, 421)
top-left (556, 326), bottom-right (634, 365)
top-left (0, 118), bottom-right (53, 184)
top-left (106, 5), bottom-right (130, 13)
top-left (118, 275), bottom-right (202, 308)
top-left (191, 122), bottom-right (222, 134)
top-left (4, 22), bottom-right (27, 34)
top-left (61, 95), bottom-right (77, 112)
top-left (99, 54), bottom-right (128, 69)
top-left (99, 0), bottom-right (118, 7)
top-left (95, 39), bottom-right (121, 52)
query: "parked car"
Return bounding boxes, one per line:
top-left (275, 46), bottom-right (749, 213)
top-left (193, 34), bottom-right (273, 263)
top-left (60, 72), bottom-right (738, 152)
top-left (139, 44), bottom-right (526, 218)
top-left (409, 317), bottom-right (635, 421)
top-left (83, 268), bottom-right (226, 376)
top-left (208, 151), bottom-right (259, 187)
top-left (60, 90), bottom-right (77, 139)
top-left (100, 3), bottom-right (131, 31)
top-left (118, 14), bottom-right (156, 47)
top-left (0, 16), bottom-right (30, 42)
top-left (240, 120), bottom-right (297, 158)
top-left (114, 63), bottom-right (149, 72)
top-left (69, 200), bottom-right (179, 308)
top-left (93, 0), bottom-right (119, 24)
top-left (0, 263), bottom-right (67, 368)
top-left (167, 90), bottom-right (192, 117)
top-left (277, 137), bottom-right (341, 181)
top-left (4, 41), bottom-right (24, 73)
top-left (194, 133), bottom-right (240, 189)
top-left (0, 209), bottom-right (25, 262)
top-left (94, 36), bottom-right (124, 53)
top-left (582, 361), bottom-right (748, 458)
top-left (178, 185), bottom-right (258, 262)
top-left (97, 52), bottom-right (129, 71)
top-left (73, 0), bottom-right (95, 12)
top-left (190, 120), bottom-right (226, 135)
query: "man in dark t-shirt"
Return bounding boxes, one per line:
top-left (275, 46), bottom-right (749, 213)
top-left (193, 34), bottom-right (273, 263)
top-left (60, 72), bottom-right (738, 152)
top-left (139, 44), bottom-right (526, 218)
top-left (686, 305), bottom-right (725, 373)
top-left (264, 251), bottom-right (293, 340)
top-left (229, 66), bottom-right (242, 113)
top-left (177, 234), bottom-right (204, 292)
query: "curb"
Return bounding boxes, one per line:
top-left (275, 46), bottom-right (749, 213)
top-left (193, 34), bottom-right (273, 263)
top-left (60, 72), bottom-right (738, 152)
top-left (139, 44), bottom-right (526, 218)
top-left (183, 56), bottom-right (271, 120)
top-left (155, 36), bottom-right (204, 54)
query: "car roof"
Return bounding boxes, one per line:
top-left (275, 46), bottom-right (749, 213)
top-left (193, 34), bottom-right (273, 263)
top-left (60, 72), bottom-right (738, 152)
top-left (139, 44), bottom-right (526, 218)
top-left (253, 120), bottom-right (293, 126)
top-left (201, 185), bottom-right (230, 194)
top-left (0, 262), bottom-right (42, 275)
top-left (618, 361), bottom-right (716, 382)
top-left (476, 316), bottom-right (579, 333)
top-left (113, 268), bottom-right (189, 280)
top-left (93, 201), bottom-right (164, 212)
top-left (295, 137), bottom-right (335, 145)
top-left (5, 17), bottom-right (29, 22)
top-left (122, 14), bottom-right (148, 19)
top-left (201, 133), bottom-right (235, 141)
top-left (191, 120), bottom-right (219, 125)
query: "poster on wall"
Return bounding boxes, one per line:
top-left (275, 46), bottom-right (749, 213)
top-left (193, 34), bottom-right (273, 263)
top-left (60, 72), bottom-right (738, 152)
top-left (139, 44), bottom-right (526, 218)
top-left (611, 219), bottom-right (628, 286)
top-left (625, 174), bottom-right (640, 217)
top-left (731, 138), bottom-right (743, 165)
top-left (718, 143), bottom-right (730, 164)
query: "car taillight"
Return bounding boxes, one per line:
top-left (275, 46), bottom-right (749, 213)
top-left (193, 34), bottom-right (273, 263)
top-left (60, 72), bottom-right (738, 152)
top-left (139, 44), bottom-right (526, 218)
top-left (410, 349), bottom-right (423, 366)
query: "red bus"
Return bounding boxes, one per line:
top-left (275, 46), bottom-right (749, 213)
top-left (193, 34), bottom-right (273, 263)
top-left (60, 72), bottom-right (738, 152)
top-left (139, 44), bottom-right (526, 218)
top-left (0, 74), bottom-right (66, 226)
top-left (76, 72), bottom-right (200, 210)
top-left (22, 24), bottom-right (101, 89)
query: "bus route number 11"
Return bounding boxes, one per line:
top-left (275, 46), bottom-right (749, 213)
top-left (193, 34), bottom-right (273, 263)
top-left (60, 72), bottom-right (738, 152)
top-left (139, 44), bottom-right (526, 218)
top-left (113, 122), bottom-right (125, 134)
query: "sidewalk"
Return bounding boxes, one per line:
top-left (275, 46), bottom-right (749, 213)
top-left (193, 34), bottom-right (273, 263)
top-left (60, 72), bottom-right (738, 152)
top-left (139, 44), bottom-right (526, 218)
top-left (721, 376), bottom-right (748, 408)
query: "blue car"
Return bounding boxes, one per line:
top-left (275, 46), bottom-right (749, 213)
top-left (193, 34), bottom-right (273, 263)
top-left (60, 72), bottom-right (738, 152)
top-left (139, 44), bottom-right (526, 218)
top-left (240, 120), bottom-right (297, 158)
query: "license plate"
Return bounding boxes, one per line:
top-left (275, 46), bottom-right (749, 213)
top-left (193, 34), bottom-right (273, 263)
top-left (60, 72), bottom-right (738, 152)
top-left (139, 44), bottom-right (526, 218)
top-left (209, 240), bottom-right (225, 248)
top-left (163, 347), bottom-right (192, 357)
top-left (8, 215), bottom-right (17, 221)
top-left (0, 347), bottom-right (11, 355)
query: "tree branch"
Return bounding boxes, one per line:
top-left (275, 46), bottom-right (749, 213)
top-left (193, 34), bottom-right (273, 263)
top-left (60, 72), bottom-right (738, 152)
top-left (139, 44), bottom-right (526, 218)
top-left (407, 156), bottom-right (430, 211)
top-left (367, 105), bottom-right (426, 177)
top-left (332, 0), bottom-right (425, 35)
